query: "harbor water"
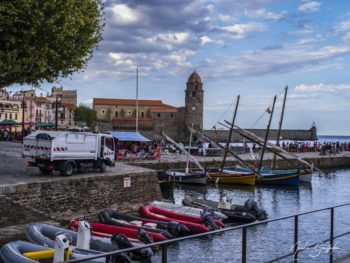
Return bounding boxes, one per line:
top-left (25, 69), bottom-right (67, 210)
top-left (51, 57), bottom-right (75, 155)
top-left (156, 168), bottom-right (350, 263)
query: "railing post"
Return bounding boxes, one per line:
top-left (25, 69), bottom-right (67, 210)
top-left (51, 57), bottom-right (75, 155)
top-left (293, 215), bottom-right (299, 263)
top-left (242, 227), bottom-right (247, 263)
top-left (330, 207), bottom-right (334, 263)
top-left (162, 244), bottom-right (168, 263)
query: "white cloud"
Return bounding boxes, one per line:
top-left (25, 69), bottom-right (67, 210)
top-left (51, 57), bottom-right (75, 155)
top-left (218, 14), bottom-right (237, 22)
top-left (199, 36), bottom-right (223, 46)
top-left (299, 1), bottom-right (321, 13)
top-left (245, 8), bottom-right (288, 21)
top-left (334, 20), bottom-right (350, 33)
top-left (222, 22), bottom-right (266, 39)
top-left (343, 32), bottom-right (350, 42)
top-left (295, 83), bottom-right (350, 94)
top-left (110, 4), bottom-right (140, 25)
top-left (199, 43), bottom-right (350, 79)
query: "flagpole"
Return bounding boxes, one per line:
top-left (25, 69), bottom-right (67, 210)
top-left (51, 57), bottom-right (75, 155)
top-left (136, 67), bottom-right (139, 133)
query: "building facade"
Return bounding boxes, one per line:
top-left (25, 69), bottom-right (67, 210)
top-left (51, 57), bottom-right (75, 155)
top-left (0, 87), bottom-right (77, 130)
top-left (93, 71), bottom-right (204, 141)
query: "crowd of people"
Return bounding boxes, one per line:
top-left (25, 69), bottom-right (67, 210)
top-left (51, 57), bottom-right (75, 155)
top-left (0, 129), bottom-right (31, 141)
top-left (281, 141), bottom-right (350, 156)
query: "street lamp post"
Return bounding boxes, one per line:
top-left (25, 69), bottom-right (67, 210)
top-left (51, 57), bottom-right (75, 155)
top-left (21, 93), bottom-right (26, 142)
top-left (55, 95), bottom-right (58, 131)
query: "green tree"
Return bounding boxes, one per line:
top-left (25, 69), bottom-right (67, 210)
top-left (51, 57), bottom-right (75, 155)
top-left (0, 0), bottom-right (103, 87)
top-left (74, 104), bottom-right (97, 127)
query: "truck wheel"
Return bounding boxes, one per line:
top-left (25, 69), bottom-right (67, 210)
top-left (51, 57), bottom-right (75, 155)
top-left (39, 167), bottom-right (53, 175)
top-left (99, 161), bottom-right (106, 173)
top-left (61, 161), bottom-right (75, 176)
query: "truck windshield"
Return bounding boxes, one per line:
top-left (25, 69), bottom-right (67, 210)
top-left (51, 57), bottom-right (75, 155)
top-left (105, 137), bottom-right (114, 151)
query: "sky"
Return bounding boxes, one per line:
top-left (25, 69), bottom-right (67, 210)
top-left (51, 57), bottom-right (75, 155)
top-left (12, 0), bottom-right (350, 135)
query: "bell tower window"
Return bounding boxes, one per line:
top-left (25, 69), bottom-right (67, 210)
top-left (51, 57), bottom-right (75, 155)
top-left (192, 91), bottom-right (196, 97)
top-left (192, 106), bottom-right (196, 111)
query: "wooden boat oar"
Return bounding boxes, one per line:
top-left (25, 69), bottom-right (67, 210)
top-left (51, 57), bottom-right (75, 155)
top-left (225, 121), bottom-right (322, 174)
top-left (188, 126), bottom-right (262, 177)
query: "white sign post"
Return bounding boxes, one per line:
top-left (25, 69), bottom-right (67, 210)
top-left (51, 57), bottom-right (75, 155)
top-left (123, 177), bottom-right (131, 188)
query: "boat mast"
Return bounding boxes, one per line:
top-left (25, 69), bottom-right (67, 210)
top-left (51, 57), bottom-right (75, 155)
top-left (162, 131), bottom-right (205, 172)
top-left (136, 68), bottom-right (139, 133)
top-left (186, 123), bottom-right (194, 174)
top-left (258, 95), bottom-right (277, 171)
top-left (272, 86), bottom-right (288, 169)
top-left (220, 95), bottom-right (240, 172)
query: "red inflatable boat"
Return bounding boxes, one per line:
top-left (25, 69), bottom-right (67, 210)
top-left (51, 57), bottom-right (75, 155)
top-left (69, 220), bottom-right (168, 242)
top-left (139, 205), bottom-right (224, 233)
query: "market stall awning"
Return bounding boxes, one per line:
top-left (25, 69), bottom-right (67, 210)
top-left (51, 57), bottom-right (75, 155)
top-left (0, 119), bottom-right (20, 126)
top-left (35, 122), bottom-right (56, 127)
top-left (109, 131), bottom-right (151, 142)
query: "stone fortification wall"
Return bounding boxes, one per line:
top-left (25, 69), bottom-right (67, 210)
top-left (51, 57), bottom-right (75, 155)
top-left (0, 170), bottom-right (161, 228)
top-left (203, 127), bottom-right (317, 143)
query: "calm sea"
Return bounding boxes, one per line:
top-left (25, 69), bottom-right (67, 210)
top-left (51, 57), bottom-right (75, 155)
top-left (156, 168), bottom-right (350, 263)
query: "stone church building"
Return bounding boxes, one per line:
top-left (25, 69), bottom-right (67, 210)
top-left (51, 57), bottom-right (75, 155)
top-left (93, 71), bottom-right (204, 141)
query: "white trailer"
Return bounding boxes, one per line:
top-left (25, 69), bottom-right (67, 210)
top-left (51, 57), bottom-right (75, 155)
top-left (22, 131), bottom-right (115, 176)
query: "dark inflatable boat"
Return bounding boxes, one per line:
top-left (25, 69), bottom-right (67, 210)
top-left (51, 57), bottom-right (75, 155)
top-left (182, 196), bottom-right (268, 222)
top-left (26, 222), bottom-right (153, 261)
top-left (99, 208), bottom-right (192, 237)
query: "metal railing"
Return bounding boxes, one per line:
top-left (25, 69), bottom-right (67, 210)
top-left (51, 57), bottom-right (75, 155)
top-left (65, 202), bottom-right (350, 263)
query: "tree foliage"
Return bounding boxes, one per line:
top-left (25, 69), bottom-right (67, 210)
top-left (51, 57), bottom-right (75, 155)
top-left (0, 0), bottom-right (103, 87)
top-left (74, 104), bottom-right (97, 127)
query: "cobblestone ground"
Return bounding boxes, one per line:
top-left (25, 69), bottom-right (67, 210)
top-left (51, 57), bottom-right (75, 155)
top-left (0, 141), bottom-right (151, 185)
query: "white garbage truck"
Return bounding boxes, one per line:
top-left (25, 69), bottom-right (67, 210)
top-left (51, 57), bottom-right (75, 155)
top-left (22, 131), bottom-right (115, 176)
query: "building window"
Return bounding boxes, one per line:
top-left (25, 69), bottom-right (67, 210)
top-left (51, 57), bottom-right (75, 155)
top-left (128, 111), bottom-right (132, 115)
top-left (192, 91), bottom-right (196, 97)
top-left (192, 106), bottom-right (196, 111)
top-left (15, 114), bottom-right (17, 120)
top-left (101, 109), bottom-right (106, 114)
top-left (141, 112), bottom-right (144, 118)
top-left (115, 111), bottom-right (119, 118)
top-left (9, 113), bottom-right (12, 120)
top-left (5, 113), bottom-right (7, 119)
top-left (158, 113), bottom-right (161, 118)
top-left (195, 84), bottom-right (198, 90)
top-left (170, 113), bottom-right (174, 118)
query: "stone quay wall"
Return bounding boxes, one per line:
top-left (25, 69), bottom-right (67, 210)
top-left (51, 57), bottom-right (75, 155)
top-left (0, 171), bottom-right (161, 228)
top-left (133, 155), bottom-right (350, 172)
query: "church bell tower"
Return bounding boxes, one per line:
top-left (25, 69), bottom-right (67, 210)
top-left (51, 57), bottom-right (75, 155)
top-left (184, 71), bottom-right (204, 133)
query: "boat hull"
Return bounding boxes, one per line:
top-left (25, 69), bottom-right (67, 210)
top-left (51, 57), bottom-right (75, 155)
top-left (207, 171), bottom-right (256, 186)
top-left (165, 170), bottom-right (207, 185)
top-left (256, 173), bottom-right (299, 186)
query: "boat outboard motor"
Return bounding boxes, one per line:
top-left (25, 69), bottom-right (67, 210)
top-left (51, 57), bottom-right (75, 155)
top-left (77, 221), bottom-right (91, 250)
top-left (53, 234), bottom-right (70, 263)
top-left (167, 221), bottom-right (191, 237)
top-left (200, 207), bottom-right (220, 231)
top-left (110, 233), bottom-right (153, 263)
top-left (244, 199), bottom-right (268, 221)
top-left (137, 229), bottom-right (153, 245)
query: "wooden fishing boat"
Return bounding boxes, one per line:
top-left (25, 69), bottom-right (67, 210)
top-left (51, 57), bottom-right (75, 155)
top-left (256, 171), bottom-right (299, 186)
top-left (260, 167), bottom-right (312, 183)
top-left (164, 169), bottom-right (207, 185)
top-left (69, 220), bottom-right (168, 242)
top-left (225, 166), bottom-right (299, 186)
top-left (139, 204), bottom-right (224, 233)
top-left (182, 196), bottom-right (268, 222)
top-left (207, 170), bottom-right (256, 185)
